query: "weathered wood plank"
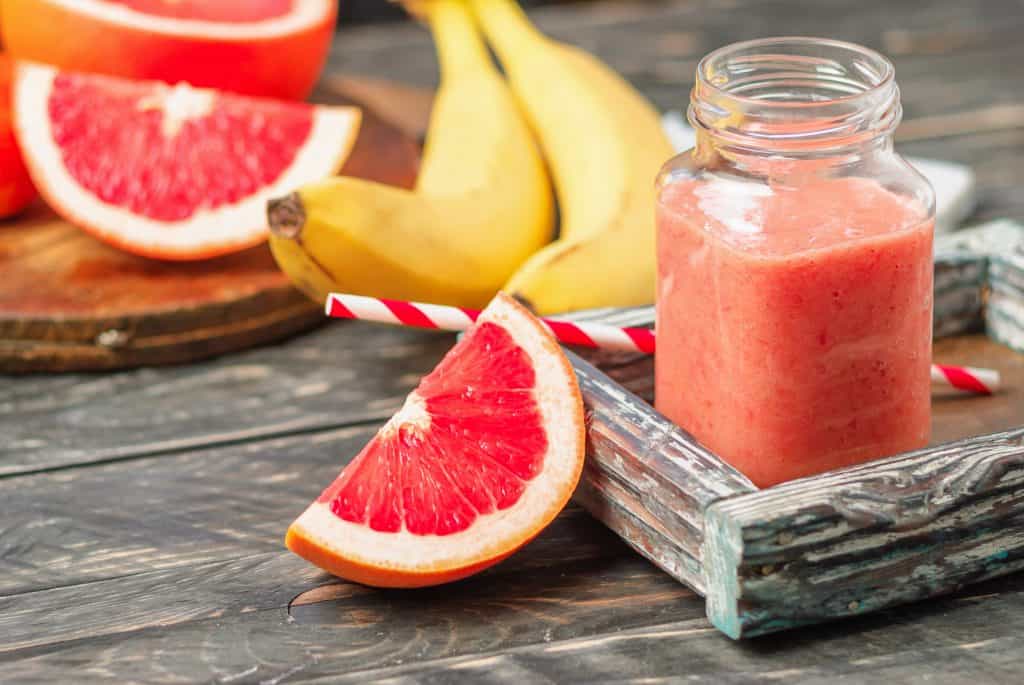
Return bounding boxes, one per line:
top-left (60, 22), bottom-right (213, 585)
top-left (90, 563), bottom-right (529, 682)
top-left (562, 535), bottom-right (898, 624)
top-left (570, 352), bottom-right (756, 594)
top-left (931, 220), bottom-right (1024, 351)
top-left (0, 424), bottom-right (366, 595)
top-left (703, 427), bottom-right (1024, 638)
top-left (0, 424), bottom-right (625, 597)
top-left (10, 569), bottom-right (1022, 683)
top-left (0, 322), bottom-right (451, 476)
top-left (0, 554), bottom-right (701, 679)
top-left (933, 220), bottom-right (1024, 338)
top-left (989, 249), bottom-right (1024, 352)
top-left (0, 552), bottom-right (310, 653)
top-left (313, 586), bottom-right (1024, 684)
top-left (307, 575), bottom-right (1024, 684)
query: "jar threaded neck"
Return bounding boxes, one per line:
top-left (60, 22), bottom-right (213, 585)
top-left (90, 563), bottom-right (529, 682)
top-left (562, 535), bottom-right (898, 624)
top-left (689, 37), bottom-right (901, 154)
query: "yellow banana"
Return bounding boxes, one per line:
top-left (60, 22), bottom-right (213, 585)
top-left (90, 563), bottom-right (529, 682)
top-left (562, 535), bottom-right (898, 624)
top-left (268, 0), bottom-right (553, 309)
top-left (469, 0), bottom-right (675, 314)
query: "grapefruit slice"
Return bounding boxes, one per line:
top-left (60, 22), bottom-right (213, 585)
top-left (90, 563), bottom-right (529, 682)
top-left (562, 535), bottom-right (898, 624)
top-left (12, 62), bottom-right (360, 260)
top-left (286, 293), bottom-right (586, 588)
top-left (0, 0), bottom-right (336, 100)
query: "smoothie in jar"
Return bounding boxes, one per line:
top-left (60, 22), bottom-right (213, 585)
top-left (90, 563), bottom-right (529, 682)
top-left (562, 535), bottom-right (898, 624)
top-left (654, 38), bottom-right (935, 487)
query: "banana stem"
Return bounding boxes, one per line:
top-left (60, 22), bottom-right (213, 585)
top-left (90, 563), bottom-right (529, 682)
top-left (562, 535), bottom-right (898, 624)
top-left (268, 193), bottom-right (306, 240)
top-left (425, 0), bottom-right (493, 80)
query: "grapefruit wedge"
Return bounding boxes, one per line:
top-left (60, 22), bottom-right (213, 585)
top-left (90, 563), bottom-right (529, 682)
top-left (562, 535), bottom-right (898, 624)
top-left (0, 0), bottom-right (336, 99)
top-left (287, 294), bottom-right (586, 588)
top-left (12, 62), bottom-right (360, 260)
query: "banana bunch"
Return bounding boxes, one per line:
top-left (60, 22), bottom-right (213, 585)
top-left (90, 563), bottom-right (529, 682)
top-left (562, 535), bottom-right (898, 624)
top-left (472, 0), bottom-right (674, 312)
top-left (269, 0), bottom-right (674, 314)
top-left (268, 0), bottom-right (552, 308)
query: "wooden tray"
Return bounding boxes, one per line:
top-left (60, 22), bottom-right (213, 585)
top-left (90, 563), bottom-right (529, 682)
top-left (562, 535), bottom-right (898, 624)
top-left (0, 78), bottom-right (422, 373)
top-left (571, 219), bottom-right (1024, 639)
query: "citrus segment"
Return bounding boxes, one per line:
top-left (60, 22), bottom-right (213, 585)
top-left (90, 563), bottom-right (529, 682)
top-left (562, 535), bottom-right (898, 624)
top-left (321, 321), bottom-right (546, 535)
top-left (49, 73), bottom-right (313, 221)
top-left (13, 62), bottom-right (360, 259)
top-left (286, 293), bottom-right (586, 588)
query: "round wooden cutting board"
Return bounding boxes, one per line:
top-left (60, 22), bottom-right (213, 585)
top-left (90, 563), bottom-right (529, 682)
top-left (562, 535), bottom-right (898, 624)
top-left (0, 79), bottom-right (425, 373)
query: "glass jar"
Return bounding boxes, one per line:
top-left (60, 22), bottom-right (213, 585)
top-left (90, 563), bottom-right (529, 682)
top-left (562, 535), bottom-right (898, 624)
top-left (655, 37), bottom-right (935, 488)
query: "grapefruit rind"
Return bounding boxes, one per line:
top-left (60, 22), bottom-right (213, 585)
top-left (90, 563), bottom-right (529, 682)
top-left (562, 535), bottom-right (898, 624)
top-left (286, 293), bottom-right (586, 587)
top-left (12, 61), bottom-right (362, 260)
top-left (39, 0), bottom-right (333, 40)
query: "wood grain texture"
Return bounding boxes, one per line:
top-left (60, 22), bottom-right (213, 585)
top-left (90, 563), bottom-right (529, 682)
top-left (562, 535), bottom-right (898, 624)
top-left (0, 425), bottom-right (374, 596)
top-left (0, 322), bottom-right (452, 477)
top-left (6, 571), bottom-right (1024, 683)
top-left (0, 217), bottom-right (324, 373)
top-left (0, 555), bottom-right (702, 683)
top-left (703, 427), bottom-right (1024, 638)
top-left (933, 222), bottom-right (1024, 394)
top-left (0, 420), bottom-right (626, 597)
top-left (0, 83), bottom-right (419, 373)
top-left (571, 352), bottom-right (756, 593)
top-left (989, 251), bottom-right (1024, 352)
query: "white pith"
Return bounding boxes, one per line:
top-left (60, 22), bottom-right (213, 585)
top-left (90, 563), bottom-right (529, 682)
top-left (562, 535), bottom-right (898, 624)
top-left (137, 82), bottom-right (216, 138)
top-left (14, 62), bottom-right (361, 257)
top-left (382, 393), bottom-right (431, 436)
top-left (290, 295), bottom-right (585, 572)
top-left (43, 0), bottom-right (331, 40)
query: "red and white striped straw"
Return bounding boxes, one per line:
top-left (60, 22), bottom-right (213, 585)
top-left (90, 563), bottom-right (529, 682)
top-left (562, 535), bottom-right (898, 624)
top-left (325, 293), bottom-right (656, 354)
top-left (931, 364), bottom-right (1000, 395)
top-left (325, 293), bottom-right (999, 396)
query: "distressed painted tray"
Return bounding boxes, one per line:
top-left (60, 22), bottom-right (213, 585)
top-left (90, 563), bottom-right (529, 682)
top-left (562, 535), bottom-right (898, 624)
top-left (568, 219), bottom-right (1024, 639)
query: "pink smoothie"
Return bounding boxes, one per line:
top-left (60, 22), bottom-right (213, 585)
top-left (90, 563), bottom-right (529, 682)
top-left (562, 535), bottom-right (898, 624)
top-left (655, 176), bottom-right (933, 487)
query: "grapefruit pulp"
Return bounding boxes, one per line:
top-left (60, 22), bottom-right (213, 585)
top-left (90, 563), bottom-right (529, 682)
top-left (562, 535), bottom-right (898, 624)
top-left (0, 54), bottom-right (36, 217)
top-left (0, 0), bottom-right (336, 100)
top-left (12, 62), bottom-right (360, 260)
top-left (286, 293), bottom-right (587, 588)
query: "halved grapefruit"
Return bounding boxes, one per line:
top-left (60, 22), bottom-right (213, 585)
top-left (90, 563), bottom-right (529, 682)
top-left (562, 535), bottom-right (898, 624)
top-left (12, 62), bottom-right (360, 260)
top-left (0, 0), bottom-right (336, 100)
top-left (286, 293), bottom-right (586, 588)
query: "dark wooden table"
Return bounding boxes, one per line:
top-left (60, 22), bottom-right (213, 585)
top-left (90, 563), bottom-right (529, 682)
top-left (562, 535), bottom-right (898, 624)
top-left (4, 1), bottom-right (1024, 681)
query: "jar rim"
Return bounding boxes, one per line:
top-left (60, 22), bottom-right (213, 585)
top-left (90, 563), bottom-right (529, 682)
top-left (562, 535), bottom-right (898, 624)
top-left (696, 36), bottom-right (896, 109)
